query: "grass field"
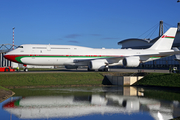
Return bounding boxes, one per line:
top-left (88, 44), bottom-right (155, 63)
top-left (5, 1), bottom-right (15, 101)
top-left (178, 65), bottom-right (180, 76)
top-left (0, 86), bottom-right (10, 91)
top-left (1, 72), bottom-right (180, 88)
top-left (143, 89), bottom-right (180, 101)
top-left (0, 72), bottom-right (104, 87)
top-left (134, 73), bottom-right (180, 87)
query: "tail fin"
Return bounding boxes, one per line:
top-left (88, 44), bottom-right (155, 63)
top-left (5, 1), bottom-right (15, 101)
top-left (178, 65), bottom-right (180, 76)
top-left (149, 27), bottom-right (177, 50)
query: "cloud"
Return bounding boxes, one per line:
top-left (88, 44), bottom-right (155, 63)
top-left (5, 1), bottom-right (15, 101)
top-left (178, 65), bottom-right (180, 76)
top-left (65, 34), bottom-right (82, 39)
top-left (68, 40), bottom-right (79, 43)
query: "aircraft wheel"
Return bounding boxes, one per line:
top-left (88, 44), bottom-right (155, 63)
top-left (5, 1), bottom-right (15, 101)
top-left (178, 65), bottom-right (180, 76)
top-left (24, 68), bottom-right (28, 72)
top-left (98, 68), bottom-right (109, 72)
top-left (104, 68), bottom-right (109, 72)
top-left (88, 67), bottom-right (91, 71)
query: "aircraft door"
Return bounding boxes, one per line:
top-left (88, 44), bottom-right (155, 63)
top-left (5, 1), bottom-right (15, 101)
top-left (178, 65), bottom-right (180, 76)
top-left (31, 50), bottom-right (36, 59)
top-left (47, 45), bottom-right (51, 51)
top-left (63, 52), bottom-right (72, 65)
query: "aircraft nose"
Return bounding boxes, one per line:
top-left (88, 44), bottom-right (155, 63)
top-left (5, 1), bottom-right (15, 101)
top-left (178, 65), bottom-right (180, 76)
top-left (4, 53), bottom-right (10, 58)
top-left (4, 54), bottom-right (8, 59)
top-left (4, 54), bottom-right (17, 62)
top-left (3, 100), bottom-right (19, 108)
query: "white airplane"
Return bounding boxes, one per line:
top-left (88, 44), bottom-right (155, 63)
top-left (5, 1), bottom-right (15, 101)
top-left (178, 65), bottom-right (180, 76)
top-left (4, 27), bottom-right (178, 71)
top-left (3, 95), bottom-right (176, 119)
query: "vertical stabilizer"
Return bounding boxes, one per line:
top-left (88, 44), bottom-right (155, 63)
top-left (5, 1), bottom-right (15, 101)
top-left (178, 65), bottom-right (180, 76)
top-left (149, 27), bottom-right (177, 50)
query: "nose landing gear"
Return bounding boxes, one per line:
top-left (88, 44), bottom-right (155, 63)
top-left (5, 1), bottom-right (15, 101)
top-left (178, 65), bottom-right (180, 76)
top-left (24, 68), bottom-right (28, 72)
top-left (23, 64), bottom-right (28, 72)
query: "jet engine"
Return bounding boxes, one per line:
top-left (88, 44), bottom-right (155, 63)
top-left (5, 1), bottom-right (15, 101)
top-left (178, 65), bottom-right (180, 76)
top-left (89, 59), bottom-right (108, 71)
top-left (122, 99), bottom-right (140, 111)
top-left (123, 56), bottom-right (140, 67)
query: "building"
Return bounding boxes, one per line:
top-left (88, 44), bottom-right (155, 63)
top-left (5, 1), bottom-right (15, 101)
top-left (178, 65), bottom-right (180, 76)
top-left (118, 21), bottom-right (180, 69)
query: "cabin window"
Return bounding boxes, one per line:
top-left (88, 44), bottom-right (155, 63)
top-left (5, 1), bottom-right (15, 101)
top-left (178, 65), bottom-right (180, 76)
top-left (51, 47), bottom-right (70, 49)
top-left (32, 47), bottom-right (47, 49)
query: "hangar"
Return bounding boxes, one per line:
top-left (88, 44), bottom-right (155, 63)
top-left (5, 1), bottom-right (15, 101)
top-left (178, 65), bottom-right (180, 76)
top-left (0, 44), bottom-right (18, 67)
top-left (118, 21), bottom-right (180, 69)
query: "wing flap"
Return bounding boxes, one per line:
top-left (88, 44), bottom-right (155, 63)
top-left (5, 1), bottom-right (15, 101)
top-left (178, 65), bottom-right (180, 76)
top-left (73, 56), bottom-right (124, 64)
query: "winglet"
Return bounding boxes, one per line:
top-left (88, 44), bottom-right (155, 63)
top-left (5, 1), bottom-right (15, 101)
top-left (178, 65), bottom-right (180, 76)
top-left (149, 27), bottom-right (177, 50)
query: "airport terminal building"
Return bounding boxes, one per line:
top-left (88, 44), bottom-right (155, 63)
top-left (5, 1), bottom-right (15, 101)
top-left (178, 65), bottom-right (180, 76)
top-left (118, 22), bottom-right (180, 69)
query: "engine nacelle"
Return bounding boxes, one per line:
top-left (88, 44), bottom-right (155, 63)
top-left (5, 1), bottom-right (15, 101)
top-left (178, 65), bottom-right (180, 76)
top-left (123, 56), bottom-right (140, 67)
top-left (89, 59), bottom-right (107, 70)
top-left (122, 99), bottom-right (140, 111)
top-left (91, 95), bottom-right (107, 105)
top-left (65, 65), bottom-right (78, 69)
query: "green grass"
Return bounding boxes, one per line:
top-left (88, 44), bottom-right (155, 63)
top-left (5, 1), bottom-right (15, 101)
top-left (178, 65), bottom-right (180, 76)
top-left (134, 73), bottom-right (180, 87)
top-left (0, 86), bottom-right (10, 91)
top-left (0, 73), bottom-right (104, 87)
top-left (1, 72), bottom-right (180, 88)
top-left (143, 89), bottom-right (180, 102)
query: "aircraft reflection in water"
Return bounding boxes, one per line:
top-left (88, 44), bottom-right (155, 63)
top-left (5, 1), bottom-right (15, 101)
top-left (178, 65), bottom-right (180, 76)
top-left (3, 88), bottom-right (180, 120)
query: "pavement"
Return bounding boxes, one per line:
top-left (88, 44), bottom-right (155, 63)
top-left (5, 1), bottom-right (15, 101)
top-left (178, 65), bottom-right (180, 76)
top-left (0, 68), bottom-right (169, 74)
top-left (0, 89), bottom-right (14, 103)
top-left (109, 68), bottom-right (169, 73)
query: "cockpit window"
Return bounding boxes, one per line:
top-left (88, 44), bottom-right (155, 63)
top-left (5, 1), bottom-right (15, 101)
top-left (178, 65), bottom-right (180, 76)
top-left (18, 46), bottom-right (23, 48)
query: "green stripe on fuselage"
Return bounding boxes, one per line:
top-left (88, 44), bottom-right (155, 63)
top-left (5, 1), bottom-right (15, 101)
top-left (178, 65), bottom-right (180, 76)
top-left (15, 55), bottom-right (113, 63)
top-left (150, 56), bottom-right (161, 58)
top-left (165, 37), bottom-right (174, 39)
top-left (14, 100), bottom-right (20, 106)
top-left (15, 56), bottom-right (27, 63)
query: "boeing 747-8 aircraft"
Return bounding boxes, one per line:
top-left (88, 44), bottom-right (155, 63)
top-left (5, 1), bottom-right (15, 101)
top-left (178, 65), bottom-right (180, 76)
top-left (4, 27), bottom-right (178, 71)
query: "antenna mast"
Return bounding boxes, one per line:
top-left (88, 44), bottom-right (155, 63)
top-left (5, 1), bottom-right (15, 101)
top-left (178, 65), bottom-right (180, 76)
top-left (178, 22), bottom-right (180, 31)
top-left (12, 27), bottom-right (15, 50)
top-left (159, 20), bottom-right (163, 36)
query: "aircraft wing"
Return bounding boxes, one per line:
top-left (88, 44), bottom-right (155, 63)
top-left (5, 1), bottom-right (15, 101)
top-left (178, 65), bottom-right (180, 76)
top-left (73, 50), bottom-right (180, 64)
top-left (158, 50), bottom-right (180, 56)
top-left (73, 56), bottom-right (125, 64)
top-left (136, 50), bottom-right (180, 63)
top-left (136, 50), bottom-right (180, 58)
top-left (73, 58), bottom-right (97, 63)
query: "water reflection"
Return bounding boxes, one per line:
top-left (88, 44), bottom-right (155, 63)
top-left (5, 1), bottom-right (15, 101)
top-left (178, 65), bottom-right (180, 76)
top-left (1, 87), bottom-right (180, 120)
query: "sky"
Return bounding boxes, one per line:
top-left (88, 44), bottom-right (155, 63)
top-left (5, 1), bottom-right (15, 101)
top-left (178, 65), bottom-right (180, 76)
top-left (0, 0), bottom-right (180, 48)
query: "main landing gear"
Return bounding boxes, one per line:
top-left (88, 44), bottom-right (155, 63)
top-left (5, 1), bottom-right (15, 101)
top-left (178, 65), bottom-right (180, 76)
top-left (87, 67), bottom-right (109, 72)
top-left (98, 67), bottom-right (109, 72)
top-left (87, 67), bottom-right (95, 71)
top-left (103, 67), bottom-right (109, 72)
